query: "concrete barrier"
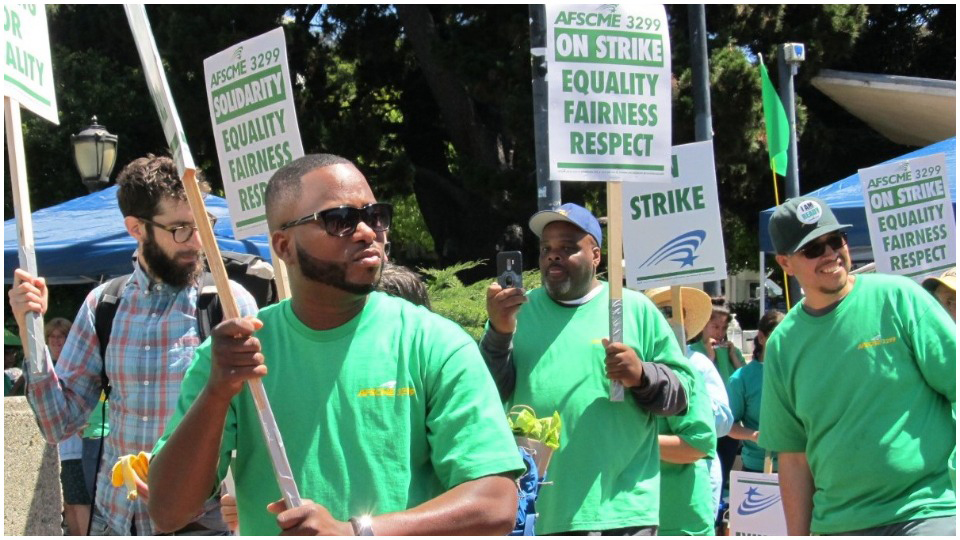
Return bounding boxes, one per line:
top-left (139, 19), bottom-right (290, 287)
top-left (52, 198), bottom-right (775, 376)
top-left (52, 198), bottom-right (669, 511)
top-left (4, 396), bottom-right (63, 536)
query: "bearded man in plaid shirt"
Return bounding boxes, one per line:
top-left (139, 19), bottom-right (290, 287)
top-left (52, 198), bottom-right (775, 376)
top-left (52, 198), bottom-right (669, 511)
top-left (8, 155), bottom-right (258, 535)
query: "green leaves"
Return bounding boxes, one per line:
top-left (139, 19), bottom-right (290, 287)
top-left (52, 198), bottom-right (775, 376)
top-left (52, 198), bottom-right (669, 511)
top-left (507, 406), bottom-right (562, 450)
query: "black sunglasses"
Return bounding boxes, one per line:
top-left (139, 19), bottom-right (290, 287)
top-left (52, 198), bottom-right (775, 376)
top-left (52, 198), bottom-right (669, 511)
top-left (280, 203), bottom-right (393, 237)
top-left (140, 215), bottom-right (217, 244)
top-left (798, 232), bottom-right (847, 259)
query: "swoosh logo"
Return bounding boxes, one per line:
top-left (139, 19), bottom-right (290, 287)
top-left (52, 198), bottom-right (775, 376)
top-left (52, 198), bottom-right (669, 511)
top-left (736, 486), bottom-right (782, 516)
top-left (640, 230), bottom-right (706, 269)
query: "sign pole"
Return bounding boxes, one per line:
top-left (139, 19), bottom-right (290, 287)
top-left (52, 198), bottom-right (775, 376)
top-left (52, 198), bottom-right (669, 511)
top-left (124, 4), bottom-right (300, 509)
top-left (5, 97), bottom-right (47, 374)
top-left (669, 285), bottom-right (687, 348)
top-left (607, 181), bottom-right (625, 401)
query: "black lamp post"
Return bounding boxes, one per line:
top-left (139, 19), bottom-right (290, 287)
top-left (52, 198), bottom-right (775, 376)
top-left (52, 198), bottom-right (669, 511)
top-left (71, 116), bottom-right (118, 193)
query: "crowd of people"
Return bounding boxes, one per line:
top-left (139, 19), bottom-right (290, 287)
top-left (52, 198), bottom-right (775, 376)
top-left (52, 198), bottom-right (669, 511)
top-left (6, 153), bottom-right (955, 536)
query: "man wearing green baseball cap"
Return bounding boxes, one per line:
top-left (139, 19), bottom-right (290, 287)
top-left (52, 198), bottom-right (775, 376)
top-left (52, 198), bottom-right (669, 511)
top-left (759, 197), bottom-right (956, 535)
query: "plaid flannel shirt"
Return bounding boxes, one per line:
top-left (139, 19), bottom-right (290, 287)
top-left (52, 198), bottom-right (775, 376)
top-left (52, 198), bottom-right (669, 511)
top-left (27, 261), bottom-right (258, 535)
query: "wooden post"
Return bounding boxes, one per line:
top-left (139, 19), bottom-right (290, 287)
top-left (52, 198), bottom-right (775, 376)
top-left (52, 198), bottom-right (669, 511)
top-left (670, 285), bottom-right (687, 346)
top-left (607, 181), bottom-right (625, 401)
top-left (181, 170), bottom-right (301, 508)
top-left (4, 97), bottom-right (46, 375)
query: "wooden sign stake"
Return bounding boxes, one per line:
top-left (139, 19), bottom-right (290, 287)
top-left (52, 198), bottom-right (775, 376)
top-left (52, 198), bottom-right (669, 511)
top-left (607, 181), bottom-right (625, 401)
top-left (5, 97), bottom-right (46, 375)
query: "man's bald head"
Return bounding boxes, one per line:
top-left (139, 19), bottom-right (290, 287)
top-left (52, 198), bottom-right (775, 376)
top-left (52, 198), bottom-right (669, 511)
top-left (264, 154), bottom-right (357, 231)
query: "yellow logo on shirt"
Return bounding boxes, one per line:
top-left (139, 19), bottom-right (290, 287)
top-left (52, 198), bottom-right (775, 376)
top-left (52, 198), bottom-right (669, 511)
top-left (358, 381), bottom-right (416, 397)
top-left (857, 336), bottom-right (897, 350)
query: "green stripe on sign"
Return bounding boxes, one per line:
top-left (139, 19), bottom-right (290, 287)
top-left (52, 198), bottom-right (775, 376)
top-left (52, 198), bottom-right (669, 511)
top-left (637, 267), bottom-right (716, 281)
top-left (558, 163), bottom-right (665, 171)
top-left (740, 479), bottom-right (780, 487)
top-left (4, 75), bottom-right (51, 106)
top-left (211, 65), bottom-right (286, 124)
top-left (904, 262), bottom-right (954, 278)
top-left (236, 214), bottom-right (268, 227)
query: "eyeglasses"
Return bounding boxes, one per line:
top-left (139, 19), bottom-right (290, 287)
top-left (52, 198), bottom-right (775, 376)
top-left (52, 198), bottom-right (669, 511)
top-left (280, 203), bottom-right (393, 237)
top-left (798, 232), bottom-right (847, 259)
top-left (140, 215), bottom-right (217, 244)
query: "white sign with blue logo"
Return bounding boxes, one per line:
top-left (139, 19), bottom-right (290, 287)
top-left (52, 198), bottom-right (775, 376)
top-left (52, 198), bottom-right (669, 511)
top-left (728, 471), bottom-right (787, 536)
top-left (622, 140), bottom-right (727, 289)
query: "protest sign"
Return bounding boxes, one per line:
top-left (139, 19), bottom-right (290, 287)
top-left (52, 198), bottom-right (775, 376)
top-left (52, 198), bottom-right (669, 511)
top-left (623, 141), bottom-right (728, 289)
top-left (859, 153), bottom-right (956, 281)
top-left (3, 4), bottom-right (58, 124)
top-left (124, 5), bottom-right (194, 177)
top-left (125, 6), bottom-right (301, 509)
top-left (204, 27), bottom-right (304, 238)
top-left (545, 4), bottom-right (671, 182)
top-left (728, 471), bottom-right (787, 536)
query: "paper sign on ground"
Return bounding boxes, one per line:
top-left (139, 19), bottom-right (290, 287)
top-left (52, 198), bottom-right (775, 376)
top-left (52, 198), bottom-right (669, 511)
top-left (728, 471), bottom-right (787, 536)
top-left (124, 4), bottom-right (195, 177)
top-left (623, 141), bottom-right (727, 289)
top-left (545, 4), bottom-right (671, 182)
top-left (859, 153), bottom-right (956, 281)
top-left (2, 4), bottom-right (58, 124)
top-left (204, 27), bottom-right (304, 238)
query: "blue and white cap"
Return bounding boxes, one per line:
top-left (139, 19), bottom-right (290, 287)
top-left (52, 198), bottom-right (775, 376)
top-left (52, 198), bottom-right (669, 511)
top-left (528, 203), bottom-right (602, 246)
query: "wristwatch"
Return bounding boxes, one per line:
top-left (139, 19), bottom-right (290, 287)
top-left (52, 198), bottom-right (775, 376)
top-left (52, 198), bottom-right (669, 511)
top-left (349, 515), bottom-right (375, 536)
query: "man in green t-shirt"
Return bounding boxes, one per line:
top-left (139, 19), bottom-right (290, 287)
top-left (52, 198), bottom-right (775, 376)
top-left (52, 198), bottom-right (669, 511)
top-left (481, 203), bottom-right (694, 535)
top-left (761, 196), bottom-right (956, 535)
top-left (148, 154), bottom-right (523, 535)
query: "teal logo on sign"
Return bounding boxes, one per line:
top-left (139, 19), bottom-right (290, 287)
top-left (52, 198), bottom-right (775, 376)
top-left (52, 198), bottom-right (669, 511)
top-left (640, 230), bottom-right (705, 268)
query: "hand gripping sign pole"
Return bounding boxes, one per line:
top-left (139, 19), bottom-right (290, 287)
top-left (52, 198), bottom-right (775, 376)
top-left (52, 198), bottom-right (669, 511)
top-left (5, 97), bottom-right (46, 374)
top-left (124, 4), bottom-right (301, 509)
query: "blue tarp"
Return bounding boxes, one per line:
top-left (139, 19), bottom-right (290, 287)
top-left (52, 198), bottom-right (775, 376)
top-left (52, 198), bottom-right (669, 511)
top-left (4, 185), bottom-right (271, 284)
top-left (759, 137), bottom-right (957, 253)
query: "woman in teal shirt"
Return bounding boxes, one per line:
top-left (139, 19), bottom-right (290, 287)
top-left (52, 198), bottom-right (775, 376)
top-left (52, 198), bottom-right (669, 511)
top-left (727, 310), bottom-right (783, 473)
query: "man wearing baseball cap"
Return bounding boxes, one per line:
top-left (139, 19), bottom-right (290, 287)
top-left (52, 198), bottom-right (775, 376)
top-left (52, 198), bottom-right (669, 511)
top-left (481, 202), bottom-right (695, 535)
top-left (760, 197), bottom-right (956, 535)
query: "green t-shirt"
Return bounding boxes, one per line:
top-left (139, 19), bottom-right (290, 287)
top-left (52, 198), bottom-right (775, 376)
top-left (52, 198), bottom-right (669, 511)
top-left (82, 391), bottom-right (110, 439)
top-left (657, 368), bottom-right (717, 536)
top-left (759, 274), bottom-right (956, 534)
top-left (728, 361), bottom-right (776, 472)
top-left (154, 292), bottom-right (524, 535)
top-left (508, 283), bottom-right (694, 534)
top-left (689, 340), bottom-right (744, 389)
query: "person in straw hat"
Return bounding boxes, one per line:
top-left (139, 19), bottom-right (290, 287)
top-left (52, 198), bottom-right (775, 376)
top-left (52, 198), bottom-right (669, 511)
top-left (645, 286), bottom-right (733, 534)
top-left (922, 267), bottom-right (955, 321)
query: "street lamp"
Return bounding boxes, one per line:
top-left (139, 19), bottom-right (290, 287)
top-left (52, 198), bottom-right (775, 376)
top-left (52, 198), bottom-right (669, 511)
top-left (71, 116), bottom-right (118, 193)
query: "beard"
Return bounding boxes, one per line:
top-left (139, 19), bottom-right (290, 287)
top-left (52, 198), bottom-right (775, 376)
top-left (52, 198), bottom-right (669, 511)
top-left (296, 242), bottom-right (381, 295)
top-left (142, 228), bottom-right (204, 288)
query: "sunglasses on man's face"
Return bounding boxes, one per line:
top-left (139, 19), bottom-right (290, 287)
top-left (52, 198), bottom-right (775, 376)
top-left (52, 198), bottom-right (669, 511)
top-left (798, 232), bottom-right (847, 259)
top-left (280, 203), bottom-right (393, 237)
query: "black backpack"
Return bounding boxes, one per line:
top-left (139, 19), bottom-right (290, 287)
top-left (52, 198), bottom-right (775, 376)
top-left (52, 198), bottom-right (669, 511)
top-left (93, 251), bottom-right (278, 397)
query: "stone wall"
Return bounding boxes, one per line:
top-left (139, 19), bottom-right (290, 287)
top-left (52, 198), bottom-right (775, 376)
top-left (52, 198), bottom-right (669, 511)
top-left (4, 396), bottom-right (62, 536)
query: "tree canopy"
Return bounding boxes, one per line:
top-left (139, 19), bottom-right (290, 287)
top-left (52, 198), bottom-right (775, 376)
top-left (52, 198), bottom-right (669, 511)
top-left (5, 4), bottom-right (955, 276)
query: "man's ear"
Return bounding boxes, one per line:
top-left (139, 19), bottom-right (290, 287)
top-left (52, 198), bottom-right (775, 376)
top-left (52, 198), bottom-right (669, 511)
top-left (592, 244), bottom-right (602, 269)
top-left (124, 216), bottom-right (146, 243)
top-left (775, 254), bottom-right (795, 277)
top-left (272, 230), bottom-right (295, 266)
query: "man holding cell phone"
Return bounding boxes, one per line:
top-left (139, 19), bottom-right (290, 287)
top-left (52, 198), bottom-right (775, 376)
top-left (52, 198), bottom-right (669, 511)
top-left (481, 202), bottom-right (694, 535)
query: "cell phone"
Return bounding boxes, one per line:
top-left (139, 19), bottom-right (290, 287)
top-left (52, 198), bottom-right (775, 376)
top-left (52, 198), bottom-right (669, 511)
top-left (497, 251), bottom-right (523, 289)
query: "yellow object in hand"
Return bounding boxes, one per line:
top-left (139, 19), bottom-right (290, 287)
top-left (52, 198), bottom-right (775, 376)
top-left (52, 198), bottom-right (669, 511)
top-left (110, 452), bottom-right (150, 500)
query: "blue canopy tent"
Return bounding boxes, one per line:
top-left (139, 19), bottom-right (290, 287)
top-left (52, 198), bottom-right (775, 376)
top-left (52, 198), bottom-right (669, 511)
top-left (755, 137), bottom-right (956, 312)
top-left (4, 185), bottom-right (271, 285)
top-left (759, 137), bottom-right (957, 259)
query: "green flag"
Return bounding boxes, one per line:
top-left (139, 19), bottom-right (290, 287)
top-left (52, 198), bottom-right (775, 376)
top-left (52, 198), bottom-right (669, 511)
top-left (760, 60), bottom-right (789, 176)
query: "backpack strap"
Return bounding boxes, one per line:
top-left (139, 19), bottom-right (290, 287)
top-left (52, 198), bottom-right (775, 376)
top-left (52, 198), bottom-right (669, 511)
top-left (94, 275), bottom-right (131, 398)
